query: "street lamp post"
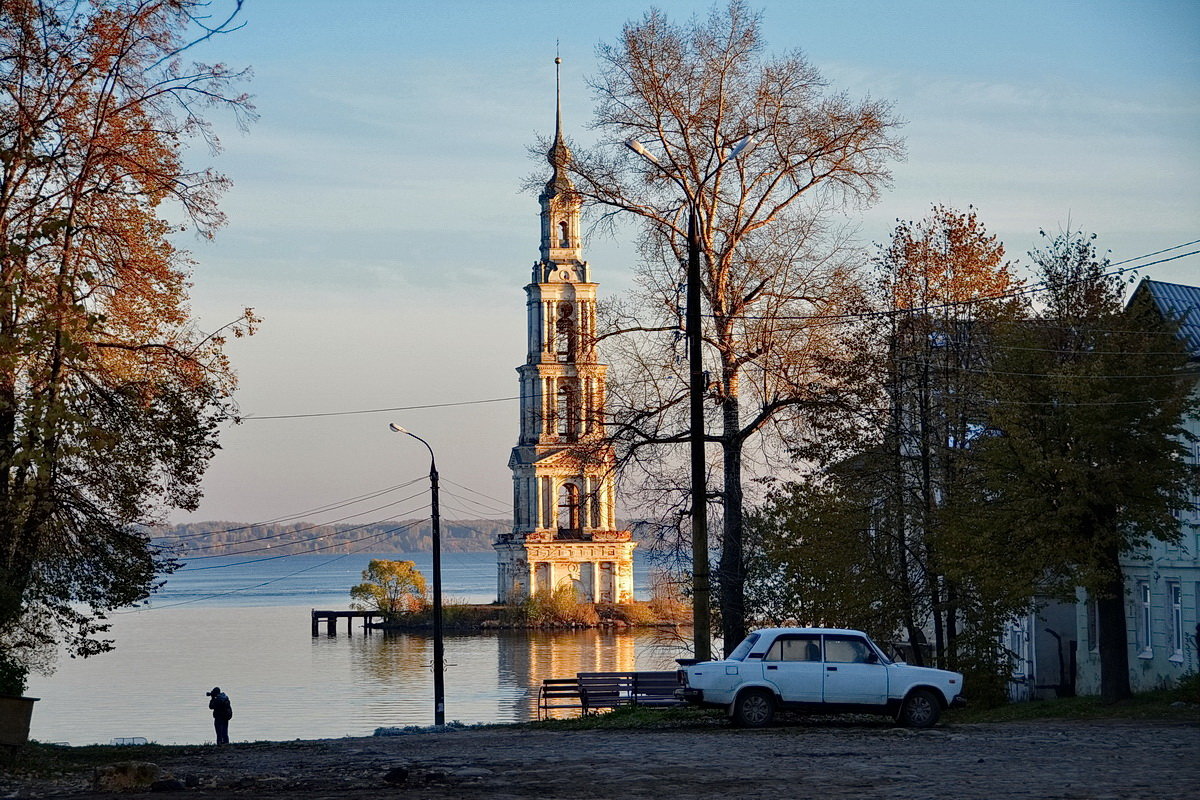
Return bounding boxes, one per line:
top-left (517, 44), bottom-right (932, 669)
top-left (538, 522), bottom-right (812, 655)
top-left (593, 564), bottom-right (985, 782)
top-left (388, 423), bottom-right (445, 726)
top-left (625, 136), bottom-right (752, 663)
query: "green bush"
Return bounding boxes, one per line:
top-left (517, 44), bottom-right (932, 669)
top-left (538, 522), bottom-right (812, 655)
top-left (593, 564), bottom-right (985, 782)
top-left (1174, 672), bottom-right (1200, 704)
top-left (521, 586), bottom-right (599, 626)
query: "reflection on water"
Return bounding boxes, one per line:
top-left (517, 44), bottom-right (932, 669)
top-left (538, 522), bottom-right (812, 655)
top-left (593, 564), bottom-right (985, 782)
top-left (27, 606), bottom-right (691, 745)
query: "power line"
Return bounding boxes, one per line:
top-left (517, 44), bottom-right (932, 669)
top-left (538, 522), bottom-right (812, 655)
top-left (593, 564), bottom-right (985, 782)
top-left (439, 487), bottom-right (510, 515)
top-left (892, 357), bottom-right (1193, 381)
top-left (171, 492), bottom-right (429, 557)
top-left (238, 396), bottom-right (520, 422)
top-left (176, 515), bottom-right (428, 570)
top-left (153, 478), bottom-right (427, 540)
top-left (441, 478), bottom-right (511, 508)
top-left (117, 524), bottom-right (416, 613)
top-left (722, 244), bottom-right (1199, 323)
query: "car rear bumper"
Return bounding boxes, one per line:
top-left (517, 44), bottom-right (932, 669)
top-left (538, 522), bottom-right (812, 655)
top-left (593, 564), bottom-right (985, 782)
top-left (675, 687), bottom-right (704, 704)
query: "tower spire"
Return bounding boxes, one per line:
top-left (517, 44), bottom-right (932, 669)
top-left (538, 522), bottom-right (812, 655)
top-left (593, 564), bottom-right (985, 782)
top-left (546, 55), bottom-right (572, 192)
top-left (554, 54), bottom-right (563, 145)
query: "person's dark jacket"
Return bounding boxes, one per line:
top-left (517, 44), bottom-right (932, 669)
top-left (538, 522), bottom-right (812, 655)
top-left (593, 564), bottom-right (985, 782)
top-left (209, 692), bottom-right (233, 721)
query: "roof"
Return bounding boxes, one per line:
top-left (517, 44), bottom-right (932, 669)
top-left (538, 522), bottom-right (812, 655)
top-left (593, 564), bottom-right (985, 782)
top-left (1133, 279), bottom-right (1200, 359)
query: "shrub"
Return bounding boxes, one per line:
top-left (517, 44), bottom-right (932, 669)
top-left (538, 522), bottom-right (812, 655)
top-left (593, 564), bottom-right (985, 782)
top-left (1174, 672), bottom-right (1200, 704)
top-left (522, 586), bottom-right (599, 626)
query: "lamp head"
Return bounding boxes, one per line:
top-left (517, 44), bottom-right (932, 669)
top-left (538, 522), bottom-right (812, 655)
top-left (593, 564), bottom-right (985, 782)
top-left (724, 134), bottom-right (756, 162)
top-left (625, 137), bottom-right (657, 162)
top-left (388, 423), bottom-right (410, 434)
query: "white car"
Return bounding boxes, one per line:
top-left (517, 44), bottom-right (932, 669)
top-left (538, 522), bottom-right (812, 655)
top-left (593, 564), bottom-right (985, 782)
top-left (675, 627), bottom-right (965, 728)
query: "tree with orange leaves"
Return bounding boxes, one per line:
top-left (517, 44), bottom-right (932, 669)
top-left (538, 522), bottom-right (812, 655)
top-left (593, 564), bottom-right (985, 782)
top-left (0, 0), bottom-right (255, 693)
top-left (747, 205), bottom-right (1026, 701)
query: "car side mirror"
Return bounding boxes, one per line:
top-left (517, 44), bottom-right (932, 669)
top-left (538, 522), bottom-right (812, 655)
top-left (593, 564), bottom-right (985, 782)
top-left (865, 652), bottom-right (879, 664)
top-left (747, 652), bottom-right (764, 659)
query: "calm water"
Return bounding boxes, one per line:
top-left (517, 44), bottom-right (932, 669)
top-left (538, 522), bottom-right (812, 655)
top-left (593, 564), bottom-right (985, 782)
top-left (26, 551), bottom-right (691, 745)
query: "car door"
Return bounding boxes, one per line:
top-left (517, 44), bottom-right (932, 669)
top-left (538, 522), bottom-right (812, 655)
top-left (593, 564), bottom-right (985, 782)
top-left (821, 634), bottom-right (888, 706)
top-left (760, 634), bottom-right (823, 703)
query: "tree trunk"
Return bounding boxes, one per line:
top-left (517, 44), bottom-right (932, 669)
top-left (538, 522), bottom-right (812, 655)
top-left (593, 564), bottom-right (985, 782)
top-left (1096, 564), bottom-right (1133, 703)
top-left (718, 391), bottom-right (746, 656)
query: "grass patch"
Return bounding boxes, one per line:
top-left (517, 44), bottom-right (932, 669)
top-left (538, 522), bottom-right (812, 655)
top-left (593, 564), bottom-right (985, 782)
top-left (522, 704), bottom-right (726, 731)
top-left (946, 691), bottom-right (1198, 724)
top-left (1, 741), bottom-right (196, 779)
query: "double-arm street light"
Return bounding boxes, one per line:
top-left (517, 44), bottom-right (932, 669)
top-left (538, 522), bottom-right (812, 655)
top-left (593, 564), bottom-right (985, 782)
top-left (388, 422), bottom-right (445, 726)
top-left (624, 136), bottom-right (753, 663)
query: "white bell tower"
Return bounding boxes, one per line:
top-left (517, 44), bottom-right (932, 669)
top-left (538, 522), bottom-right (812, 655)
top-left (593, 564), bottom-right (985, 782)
top-left (494, 58), bottom-right (636, 604)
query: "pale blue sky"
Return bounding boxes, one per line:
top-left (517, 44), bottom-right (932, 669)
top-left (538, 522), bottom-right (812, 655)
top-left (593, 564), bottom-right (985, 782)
top-left (176, 0), bottom-right (1200, 523)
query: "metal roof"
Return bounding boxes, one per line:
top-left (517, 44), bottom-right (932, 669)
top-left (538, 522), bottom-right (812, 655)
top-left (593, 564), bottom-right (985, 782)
top-left (1134, 279), bottom-right (1200, 359)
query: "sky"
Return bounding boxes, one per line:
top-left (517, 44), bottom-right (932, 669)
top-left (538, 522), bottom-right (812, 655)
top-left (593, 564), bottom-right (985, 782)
top-left (172, 0), bottom-right (1200, 525)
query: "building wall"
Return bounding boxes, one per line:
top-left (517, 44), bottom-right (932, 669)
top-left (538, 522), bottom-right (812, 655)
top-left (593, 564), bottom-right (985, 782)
top-left (1075, 383), bottom-right (1200, 694)
top-left (1005, 600), bottom-right (1077, 701)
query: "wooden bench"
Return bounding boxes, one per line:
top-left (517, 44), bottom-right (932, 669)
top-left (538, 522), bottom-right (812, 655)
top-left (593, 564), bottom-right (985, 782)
top-left (577, 672), bottom-right (635, 714)
top-left (577, 671), bottom-right (685, 714)
top-left (537, 677), bottom-right (582, 719)
top-left (629, 671), bottom-right (686, 708)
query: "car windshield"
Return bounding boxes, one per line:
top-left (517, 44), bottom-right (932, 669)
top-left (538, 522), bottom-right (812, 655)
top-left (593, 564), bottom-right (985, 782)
top-left (726, 633), bottom-right (760, 661)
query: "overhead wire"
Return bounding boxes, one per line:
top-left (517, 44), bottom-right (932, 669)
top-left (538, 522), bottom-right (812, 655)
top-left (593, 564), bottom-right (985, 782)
top-left (441, 478), bottom-right (510, 509)
top-left (439, 486), bottom-right (510, 516)
top-left (118, 523), bottom-right (418, 612)
top-left (238, 396), bottom-right (519, 421)
top-left (154, 477), bottom-right (427, 540)
top-left (171, 491), bottom-right (430, 558)
top-left (224, 241), bottom-right (1197, 424)
top-left (719, 244), bottom-right (1200, 323)
top-left (177, 515), bottom-right (428, 570)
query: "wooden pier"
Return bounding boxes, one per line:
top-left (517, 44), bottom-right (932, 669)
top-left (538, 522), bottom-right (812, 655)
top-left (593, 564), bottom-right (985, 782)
top-left (311, 609), bottom-right (382, 636)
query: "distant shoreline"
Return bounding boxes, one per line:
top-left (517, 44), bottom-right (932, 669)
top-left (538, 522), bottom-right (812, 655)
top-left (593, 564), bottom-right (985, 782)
top-left (152, 519), bottom-right (511, 556)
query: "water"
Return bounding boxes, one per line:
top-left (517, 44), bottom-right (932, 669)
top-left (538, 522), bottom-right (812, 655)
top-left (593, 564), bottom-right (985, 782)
top-left (25, 551), bottom-right (691, 746)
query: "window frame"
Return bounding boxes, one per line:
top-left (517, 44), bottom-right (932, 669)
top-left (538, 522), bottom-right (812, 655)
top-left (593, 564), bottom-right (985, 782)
top-left (1136, 581), bottom-right (1153, 658)
top-left (1167, 581), bottom-right (1183, 661)
top-left (1086, 597), bottom-right (1099, 653)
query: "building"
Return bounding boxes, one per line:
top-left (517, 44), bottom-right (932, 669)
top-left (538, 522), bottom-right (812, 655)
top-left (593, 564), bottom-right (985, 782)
top-left (1074, 279), bottom-right (1200, 693)
top-left (493, 61), bottom-right (636, 604)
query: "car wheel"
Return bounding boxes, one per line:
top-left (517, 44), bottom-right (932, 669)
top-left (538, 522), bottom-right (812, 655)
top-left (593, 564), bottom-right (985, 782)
top-left (897, 689), bottom-right (941, 728)
top-left (732, 689), bottom-right (775, 728)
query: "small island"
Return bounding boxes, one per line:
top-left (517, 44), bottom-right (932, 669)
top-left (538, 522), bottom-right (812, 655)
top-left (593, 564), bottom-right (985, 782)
top-left (348, 558), bottom-right (690, 632)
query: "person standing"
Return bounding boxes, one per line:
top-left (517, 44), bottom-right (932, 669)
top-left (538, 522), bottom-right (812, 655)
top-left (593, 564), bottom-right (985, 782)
top-left (206, 686), bottom-right (233, 744)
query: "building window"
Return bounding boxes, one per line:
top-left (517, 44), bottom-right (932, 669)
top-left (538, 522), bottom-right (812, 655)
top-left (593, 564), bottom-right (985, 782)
top-left (556, 383), bottom-right (578, 441)
top-left (1167, 581), bottom-right (1183, 661)
top-left (555, 303), bottom-right (576, 363)
top-left (557, 482), bottom-right (581, 533)
top-left (1136, 582), bottom-right (1153, 657)
top-left (1086, 598), bottom-right (1099, 653)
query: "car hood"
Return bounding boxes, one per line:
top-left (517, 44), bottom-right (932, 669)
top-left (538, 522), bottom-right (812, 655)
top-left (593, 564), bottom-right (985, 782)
top-left (891, 663), bottom-right (962, 682)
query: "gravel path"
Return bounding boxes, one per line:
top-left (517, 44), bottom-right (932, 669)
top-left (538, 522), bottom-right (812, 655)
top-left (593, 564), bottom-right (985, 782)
top-left (10, 717), bottom-right (1200, 799)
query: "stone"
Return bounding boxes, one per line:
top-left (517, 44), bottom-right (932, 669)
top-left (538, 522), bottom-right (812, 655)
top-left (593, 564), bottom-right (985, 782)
top-left (92, 761), bottom-right (166, 792)
top-left (150, 778), bottom-right (186, 792)
top-left (382, 766), bottom-right (409, 785)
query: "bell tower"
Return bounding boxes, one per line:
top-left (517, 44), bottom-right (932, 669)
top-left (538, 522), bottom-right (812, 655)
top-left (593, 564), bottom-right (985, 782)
top-left (494, 58), bottom-right (636, 604)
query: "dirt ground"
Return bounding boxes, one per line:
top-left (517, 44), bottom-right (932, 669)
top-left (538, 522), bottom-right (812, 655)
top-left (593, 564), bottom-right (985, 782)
top-left (7, 716), bottom-right (1200, 799)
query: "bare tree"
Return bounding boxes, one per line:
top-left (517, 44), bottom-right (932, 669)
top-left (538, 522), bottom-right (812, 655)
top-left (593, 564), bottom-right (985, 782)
top-left (567, 1), bottom-right (903, 652)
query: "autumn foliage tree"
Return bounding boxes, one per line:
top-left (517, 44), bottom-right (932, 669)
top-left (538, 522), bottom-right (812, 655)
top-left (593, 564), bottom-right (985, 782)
top-left (569, 1), bottom-right (903, 654)
top-left (746, 206), bottom-right (1025, 698)
top-left (350, 560), bottom-right (429, 619)
top-left (969, 233), bottom-right (1198, 702)
top-left (0, 0), bottom-right (254, 693)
